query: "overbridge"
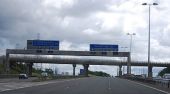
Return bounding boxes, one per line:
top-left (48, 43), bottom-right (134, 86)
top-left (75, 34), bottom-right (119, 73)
top-left (5, 49), bottom-right (170, 77)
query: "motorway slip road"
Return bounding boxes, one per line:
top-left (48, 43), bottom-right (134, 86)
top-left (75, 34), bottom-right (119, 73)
top-left (0, 77), bottom-right (169, 94)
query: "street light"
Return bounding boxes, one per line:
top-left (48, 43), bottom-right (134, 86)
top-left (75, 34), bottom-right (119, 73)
top-left (142, 2), bottom-right (158, 78)
top-left (127, 33), bottom-right (135, 75)
top-left (121, 46), bottom-right (128, 75)
top-left (127, 33), bottom-right (136, 54)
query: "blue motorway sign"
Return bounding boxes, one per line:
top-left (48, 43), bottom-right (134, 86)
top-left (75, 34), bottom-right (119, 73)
top-left (27, 40), bottom-right (59, 50)
top-left (90, 44), bottom-right (118, 51)
top-left (32, 40), bottom-right (59, 46)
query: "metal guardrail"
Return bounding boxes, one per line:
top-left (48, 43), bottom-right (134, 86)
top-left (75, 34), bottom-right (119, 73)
top-left (124, 76), bottom-right (156, 84)
top-left (123, 76), bottom-right (170, 88)
top-left (154, 78), bottom-right (170, 88)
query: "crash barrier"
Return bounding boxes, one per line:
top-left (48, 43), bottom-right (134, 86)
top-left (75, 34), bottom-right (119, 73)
top-left (154, 78), bottom-right (170, 88)
top-left (132, 77), bottom-right (155, 84)
top-left (122, 76), bottom-right (170, 88)
top-left (121, 75), bottom-right (156, 84)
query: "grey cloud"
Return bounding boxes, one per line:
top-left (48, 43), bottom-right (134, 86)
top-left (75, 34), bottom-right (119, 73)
top-left (57, 0), bottom-right (114, 17)
top-left (0, 0), bottom-right (127, 48)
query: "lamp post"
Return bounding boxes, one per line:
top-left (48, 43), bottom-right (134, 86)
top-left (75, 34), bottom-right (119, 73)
top-left (127, 33), bottom-right (136, 54)
top-left (126, 33), bottom-right (135, 75)
top-left (121, 46), bottom-right (128, 75)
top-left (142, 2), bottom-right (158, 78)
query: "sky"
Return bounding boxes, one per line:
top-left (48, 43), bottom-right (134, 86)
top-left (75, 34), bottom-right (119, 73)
top-left (0, 0), bottom-right (169, 76)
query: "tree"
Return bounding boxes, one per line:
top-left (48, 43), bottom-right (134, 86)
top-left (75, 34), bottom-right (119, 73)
top-left (45, 68), bottom-right (54, 75)
top-left (158, 67), bottom-right (170, 76)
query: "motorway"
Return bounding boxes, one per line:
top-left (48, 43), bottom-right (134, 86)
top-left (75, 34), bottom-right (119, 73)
top-left (0, 77), bottom-right (167, 94)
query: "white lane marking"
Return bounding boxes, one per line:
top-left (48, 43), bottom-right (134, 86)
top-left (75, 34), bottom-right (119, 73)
top-left (126, 79), bottom-right (170, 94)
top-left (1, 89), bottom-right (13, 92)
top-left (108, 78), bottom-right (111, 90)
top-left (0, 78), bottom-right (82, 92)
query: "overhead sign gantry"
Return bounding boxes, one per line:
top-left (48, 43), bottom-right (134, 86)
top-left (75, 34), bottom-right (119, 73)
top-left (5, 41), bottom-right (131, 77)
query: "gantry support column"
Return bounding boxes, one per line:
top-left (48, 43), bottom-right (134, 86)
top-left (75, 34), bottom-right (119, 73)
top-left (72, 64), bottom-right (76, 77)
top-left (148, 64), bottom-right (153, 78)
top-left (26, 63), bottom-right (33, 76)
top-left (83, 64), bottom-right (89, 77)
top-left (127, 54), bottom-right (131, 75)
top-left (119, 65), bottom-right (122, 76)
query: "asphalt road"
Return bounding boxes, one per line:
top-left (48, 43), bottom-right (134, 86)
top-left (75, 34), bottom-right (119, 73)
top-left (0, 77), bottom-right (167, 94)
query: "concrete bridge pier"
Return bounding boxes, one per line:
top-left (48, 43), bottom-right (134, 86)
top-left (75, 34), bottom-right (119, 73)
top-left (72, 64), bottom-right (76, 76)
top-left (26, 63), bottom-right (33, 76)
top-left (83, 64), bottom-right (89, 77)
top-left (119, 65), bottom-right (122, 76)
top-left (148, 64), bottom-right (153, 78)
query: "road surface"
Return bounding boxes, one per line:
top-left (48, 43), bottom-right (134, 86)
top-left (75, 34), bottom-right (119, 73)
top-left (0, 77), bottom-right (167, 94)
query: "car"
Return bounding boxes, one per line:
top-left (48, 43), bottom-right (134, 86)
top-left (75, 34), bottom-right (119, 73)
top-left (19, 74), bottom-right (28, 79)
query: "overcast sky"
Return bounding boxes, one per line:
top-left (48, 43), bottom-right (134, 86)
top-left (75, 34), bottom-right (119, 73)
top-left (0, 0), bottom-right (169, 76)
